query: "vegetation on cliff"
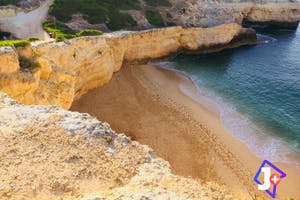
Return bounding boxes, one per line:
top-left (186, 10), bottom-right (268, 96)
top-left (0, 23), bottom-right (256, 109)
top-left (0, 40), bottom-right (30, 47)
top-left (0, 0), bottom-right (19, 6)
top-left (47, 0), bottom-right (173, 31)
top-left (43, 20), bottom-right (102, 41)
top-left (144, 0), bottom-right (171, 7)
top-left (0, 38), bottom-right (39, 47)
top-left (49, 0), bottom-right (140, 30)
top-left (76, 29), bottom-right (103, 37)
top-left (43, 20), bottom-right (76, 40)
top-left (146, 10), bottom-right (164, 26)
top-left (0, 31), bottom-right (11, 40)
top-left (18, 56), bottom-right (40, 72)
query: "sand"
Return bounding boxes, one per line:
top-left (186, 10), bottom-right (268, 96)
top-left (71, 64), bottom-right (300, 199)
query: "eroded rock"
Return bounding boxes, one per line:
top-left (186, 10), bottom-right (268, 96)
top-left (0, 24), bottom-right (257, 109)
top-left (0, 93), bottom-right (236, 199)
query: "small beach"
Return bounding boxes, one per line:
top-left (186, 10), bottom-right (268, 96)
top-left (71, 64), bottom-right (300, 199)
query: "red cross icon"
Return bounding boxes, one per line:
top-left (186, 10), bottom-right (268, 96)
top-left (270, 173), bottom-right (281, 185)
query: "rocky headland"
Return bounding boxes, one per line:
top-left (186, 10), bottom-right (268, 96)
top-left (0, 23), bottom-right (256, 109)
top-left (0, 23), bottom-right (260, 199)
top-left (47, 0), bottom-right (300, 32)
top-left (0, 1), bottom-right (300, 199)
top-left (169, 1), bottom-right (300, 29)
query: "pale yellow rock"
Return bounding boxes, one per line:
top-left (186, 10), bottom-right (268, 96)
top-left (0, 46), bottom-right (19, 73)
top-left (0, 23), bottom-right (256, 109)
top-left (16, 45), bottom-right (34, 59)
top-left (122, 27), bottom-right (183, 62)
top-left (180, 23), bottom-right (242, 50)
top-left (245, 3), bottom-right (300, 24)
top-left (171, 2), bottom-right (300, 28)
top-left (36, 57), bottom-right (53, 79)
top-left (0, 93), bottom-right (237, 199)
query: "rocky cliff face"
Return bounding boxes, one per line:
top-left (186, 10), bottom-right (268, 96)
top-left (0, 93), bottom-right (236, 199)
top-left (0, 23), bottom-right (256, 109)
top-left (1, 0), bottom-right (299, 39)
top-left (47, 0), bottom-right (300, 33)
top-left (166, 1), bottom-right (300, 28)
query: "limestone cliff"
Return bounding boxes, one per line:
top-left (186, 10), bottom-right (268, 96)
top-left (45, 0), bottom-right (300, 33)
top-left (0, 23), bottom-right (256, 109)
top-left (243, 3), bottom-right (300, 27)
top-left (169, 1), bottom-right (300, 29)
top-left (1, 0), bottom-right (299, 39)
top-left (0, 93), bottom-right (236, 199)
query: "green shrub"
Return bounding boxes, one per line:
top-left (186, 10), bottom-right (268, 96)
top-left (49, 0), bottom-right (139, 30)
top-left (55, 35), bottom-right (66, 42)
top-left (107, 11), bottom-right (137, 31)
top-left (0, 0), bottom-right (20, 6)
top-left (43, 20), bottom-right (105, 41)
top-left (28, 38), bottom-right (40, 42)
top-left (0, 40), bottom-right (30, 47)
top-left (166, 21), bottom-right (177, 26)
top-left (146, 10), bottom-right (164, 26)
top-left (0, 31), bottom-right (11, 38)
top-left (19, 56), bottom-right (40, 71)
top-left (115, 0), bottom-right (141, 10)
top-left (43, 20), bottom-right (76, 41)
top-left (144, 0), bottom-right (172, 7)
top-left (75, 30), bottom-right (103, 37)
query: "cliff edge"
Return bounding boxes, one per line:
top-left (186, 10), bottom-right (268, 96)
top-left (0, 23), bottom-right (256, 109)
top-left (0, 93), bottom-right (236, 199)
top-left (170, 1), bottom-right (300, 29)
top-left (1, 0), bottom-right (300, 39)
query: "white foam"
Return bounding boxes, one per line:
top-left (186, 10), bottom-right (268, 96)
top-left (195, 82), bottom-right (300, 166)
top-left (157, 62), bottom-right (300, 166)
top-left (257, 34), bottom-right (277, 43)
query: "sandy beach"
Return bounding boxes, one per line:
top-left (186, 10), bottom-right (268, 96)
top-left (71, 64), bottom-right (300, 199)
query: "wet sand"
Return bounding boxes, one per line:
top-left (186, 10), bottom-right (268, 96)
top-left (71, 64), bottom-right (300, 199)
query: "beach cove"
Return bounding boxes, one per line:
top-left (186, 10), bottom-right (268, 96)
top-left (2, 0), bottom-right (300, 199)
top-left (1, 20), bottom-right (300, 200)
top-left (71, 64), bottom-right (300, 199)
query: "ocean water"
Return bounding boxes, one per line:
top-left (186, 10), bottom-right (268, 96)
top-left (160, 27), bottom-right (300, 165)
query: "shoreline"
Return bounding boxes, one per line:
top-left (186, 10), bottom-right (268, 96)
top-left (0, 23), bottom-right (257, 109)
top-left (71, 64), bottom-right (300, 199)
top-left (156, 62), bottom-right (300, 167)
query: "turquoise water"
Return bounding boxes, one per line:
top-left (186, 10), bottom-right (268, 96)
top-left (162, 27), bottom-right (300, 164)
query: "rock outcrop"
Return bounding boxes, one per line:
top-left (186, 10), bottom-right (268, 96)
top-left (44, 0), bottom-right (300, 33)
top-left (1, 0), bottom-right (300, 39)
top-left (168, 1), bottom-right (300, 29)
top-left (0, 93), bottom-right (236, 199)
top-left (0, 46), bottom-right (19, 73)
top-left (242, 3), bottom-right (300, 28)
top-left (0, 23), bottom-right (256, 109)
